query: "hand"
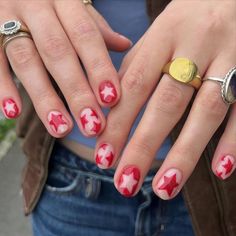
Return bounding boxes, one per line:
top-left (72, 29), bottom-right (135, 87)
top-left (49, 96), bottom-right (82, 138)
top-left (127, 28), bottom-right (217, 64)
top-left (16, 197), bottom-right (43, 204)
top-left (95, 0), bottom-right (236, 199)
top-left (0, 0), bottom-right (131, 138)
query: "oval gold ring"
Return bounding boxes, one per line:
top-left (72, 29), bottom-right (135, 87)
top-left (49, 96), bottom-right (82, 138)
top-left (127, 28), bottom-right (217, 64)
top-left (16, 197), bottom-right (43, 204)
top-left (162, 58), bottom-right (202, 90)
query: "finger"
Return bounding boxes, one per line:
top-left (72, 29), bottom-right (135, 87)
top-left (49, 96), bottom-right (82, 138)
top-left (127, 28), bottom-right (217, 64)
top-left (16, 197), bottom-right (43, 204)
top-left (212, 105), bottom-right (236, 180)
top-left (0, 49), bottom-right (21, 119)
top-left (21, 7), bottom-right (105, 137)
top-left (5, 36), bottom-right (73, 138)
top-left (54, 1), bottom-right (120, 106)
top-left (152, 58), bottom-right (231, 200)
top-left (95, 21), bottom-right (173, 170)
top-left (118, 35), bottom-right (146, 78)
top-left (86, 5), bottom-right (132, 51)
top-left (113, 48), bottom-right (210, 197)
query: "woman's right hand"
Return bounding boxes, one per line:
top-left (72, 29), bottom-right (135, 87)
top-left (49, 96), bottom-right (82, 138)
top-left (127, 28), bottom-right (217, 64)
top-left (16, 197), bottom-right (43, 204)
top-left (0, 0), bottom-right (131, 137)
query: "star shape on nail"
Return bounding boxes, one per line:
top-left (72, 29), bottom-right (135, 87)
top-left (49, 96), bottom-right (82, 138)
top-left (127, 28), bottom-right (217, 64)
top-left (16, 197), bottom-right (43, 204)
top-left (80, 114), bottom-right (89, 129)
top-left (158, 174), bottom-right (179, 197)
top-left (3, 99), bottom-right (18, 117)
top-left (96, 144), bottom-right (114, 168)
top-left (80, 108), bottom-right (101, 135)
top-left (101, 86), bottom-right (115, 101)
top-left (223, 159), bottom-right (233, 175)
top-left (119, 172), bottom-right (138, 195)
top-left (49, 113), bottom-right (67, 133)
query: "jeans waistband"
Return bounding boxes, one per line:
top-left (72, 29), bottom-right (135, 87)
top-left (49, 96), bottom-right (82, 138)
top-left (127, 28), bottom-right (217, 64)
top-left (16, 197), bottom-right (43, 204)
top-left (51, 142), bottom-right (158, 184)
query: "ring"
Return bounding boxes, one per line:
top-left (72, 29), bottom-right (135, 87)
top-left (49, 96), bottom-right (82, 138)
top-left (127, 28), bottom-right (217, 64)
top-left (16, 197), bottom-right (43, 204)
top-left (204, 67), bottom-right (236, 104)
top-left (162, 58), bottom-right (202, 90)
top-left (82, 0), bottom-right (92, 5)
top-left (2, 31), bottom-right (32, 50)
top-left (0, 20), bottom-right (30, 46)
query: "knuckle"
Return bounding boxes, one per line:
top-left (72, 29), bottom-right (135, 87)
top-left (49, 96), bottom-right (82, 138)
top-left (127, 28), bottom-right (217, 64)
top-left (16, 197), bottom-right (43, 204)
top-left (197, 87), bottom-right (227, 118)
top-left (174, 145), bottom-right (198, 165)
top-left (123, 53), bottom-right (149, 92)
top-left (42, 35), bottom-right (72, 61)
top-left (197, 11), bottom-right (223, 35)
top-left (66, 83), bottom-right (96, 107)
top-left (123, 67), bottom-right (146, 92)
top-left (131, 141), bottom-right (153, 158)
top-left (155, 84), bottom-right (186, 115)
top-left (7, 40), bottom-right (36, 67)
top-left (106, 119), bottom-right (125, 137)
top-left (88, 56), bottom-right (113, 75)
top-left (70, 19), bottom-right (98, 42)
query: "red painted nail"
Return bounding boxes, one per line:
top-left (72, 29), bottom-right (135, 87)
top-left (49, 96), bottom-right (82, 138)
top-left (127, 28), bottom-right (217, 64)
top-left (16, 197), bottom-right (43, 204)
top-left (117, 166), bottom-right (140, 197)
top-left (155, 168), bottom-right (182, 200)
top-left (216, 155), bottom-right (236, 180)
top-left (2, 98), bottom-right (19, 119)
top-left (99, 81), bottom-right (117, 104)
top-left (95, 143), bottom-right (114, 169)
top-left (80, 108), bottom-right (101, 136)
top-left (48, 111), bottom-right (69, 135)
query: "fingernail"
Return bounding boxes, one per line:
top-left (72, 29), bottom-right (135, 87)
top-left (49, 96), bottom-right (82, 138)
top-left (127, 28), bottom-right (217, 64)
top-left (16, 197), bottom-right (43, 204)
top-left (118, 34), bottom-right (133, 47)
top-left (2, 98), bottom-right (19, 119)
top-left (48, 111), bottom-right (69, 135)
top-left (117, 165), bottom-right (140, 197)
top-left (215, 155), bottom-right (236, 180)
top-left (80, 108), bottom-right (101, 136)
top-left (99, 81), bottom-right (117, 104)
top-left (95, 143), bottom-right (114, 169)
top-left (155, 168), bottom-right (182, 200)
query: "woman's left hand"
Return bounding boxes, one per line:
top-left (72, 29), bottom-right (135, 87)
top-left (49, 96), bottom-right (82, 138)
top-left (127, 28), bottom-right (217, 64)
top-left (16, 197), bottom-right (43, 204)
top-left (95, 0), bottom-right (236, 199)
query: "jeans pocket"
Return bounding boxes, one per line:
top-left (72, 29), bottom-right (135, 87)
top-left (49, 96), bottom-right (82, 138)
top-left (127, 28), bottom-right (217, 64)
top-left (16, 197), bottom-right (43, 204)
top-left (45, 164), bottom-right (79, 195)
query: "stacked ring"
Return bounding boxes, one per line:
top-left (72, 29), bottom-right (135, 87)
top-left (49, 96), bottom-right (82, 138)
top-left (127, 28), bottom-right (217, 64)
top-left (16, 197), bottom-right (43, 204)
top-left (0, 20), bottom-right (32, 50)
top-left (163, 58), bottom-right (202, 90)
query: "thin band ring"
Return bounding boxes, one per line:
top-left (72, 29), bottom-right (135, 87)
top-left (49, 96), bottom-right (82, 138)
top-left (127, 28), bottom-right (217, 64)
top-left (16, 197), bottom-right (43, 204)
top-left (204, 66), bottom-right (236, 104)
top-left (2, 31), bottom-right (33, 51)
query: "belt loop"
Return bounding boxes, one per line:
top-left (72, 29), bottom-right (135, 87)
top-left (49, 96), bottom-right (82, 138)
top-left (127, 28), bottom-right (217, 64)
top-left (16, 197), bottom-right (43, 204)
top-left (84, 176), bottom-right (101, 200)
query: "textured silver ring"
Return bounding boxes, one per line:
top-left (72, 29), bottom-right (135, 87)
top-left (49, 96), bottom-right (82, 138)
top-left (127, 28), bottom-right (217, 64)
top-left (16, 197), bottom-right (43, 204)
top-left (204, 66), bottom-right (236, 104)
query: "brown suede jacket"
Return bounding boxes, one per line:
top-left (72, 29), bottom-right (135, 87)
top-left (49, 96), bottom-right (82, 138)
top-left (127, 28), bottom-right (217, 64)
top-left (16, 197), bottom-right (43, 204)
top-left (16, 1), bottom-right (236, 236)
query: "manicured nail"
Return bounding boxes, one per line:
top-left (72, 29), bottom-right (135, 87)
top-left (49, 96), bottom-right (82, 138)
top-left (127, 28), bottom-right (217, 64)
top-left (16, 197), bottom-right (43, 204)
top-left (155, 168), bottom-right (182, 200)
top-left (80, 108), bottom-right (101, 136)
top-left (95, 143), bottom-right (114, 169)
top-left (117, 34), bottom-right (133, 47)
top-left (48, 111), bottom-right (69, 135)
top-left (117, 165), bottom-right (140, 197)
top-left (2, 98), bottom-right (19, 119)
top-left (216, 155), bottom-right (236, 180)
top-left (99, 81), bottom-right (117, 104)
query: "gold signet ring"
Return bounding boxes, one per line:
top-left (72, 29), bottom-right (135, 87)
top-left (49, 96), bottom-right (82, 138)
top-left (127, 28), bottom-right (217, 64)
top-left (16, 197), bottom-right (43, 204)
top-left (162, 58), bottom-right (202, 90)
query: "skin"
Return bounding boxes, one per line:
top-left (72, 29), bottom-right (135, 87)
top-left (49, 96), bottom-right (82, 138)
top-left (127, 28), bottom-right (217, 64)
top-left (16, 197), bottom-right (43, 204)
top-left (1, 0), bottom-right (235, 199)
top-left (95, 0), bottom-right (236, 199)
top-left (0, 0), bottom-right (132, 138)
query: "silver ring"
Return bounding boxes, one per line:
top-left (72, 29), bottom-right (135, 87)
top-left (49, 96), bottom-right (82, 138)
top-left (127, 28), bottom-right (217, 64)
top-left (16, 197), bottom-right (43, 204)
top-left (204, 66), bottom-right (236, 104)
top-left (2, 31), bottom-right (32, 51)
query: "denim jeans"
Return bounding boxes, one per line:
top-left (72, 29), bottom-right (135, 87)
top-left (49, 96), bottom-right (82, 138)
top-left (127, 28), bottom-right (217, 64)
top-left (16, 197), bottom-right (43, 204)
top-left (31, 143), bottom-right (195, 236)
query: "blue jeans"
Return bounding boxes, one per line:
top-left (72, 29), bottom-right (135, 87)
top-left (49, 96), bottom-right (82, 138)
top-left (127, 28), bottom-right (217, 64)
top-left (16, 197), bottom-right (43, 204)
top-left (31, 143), bottom-right (195, 236)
